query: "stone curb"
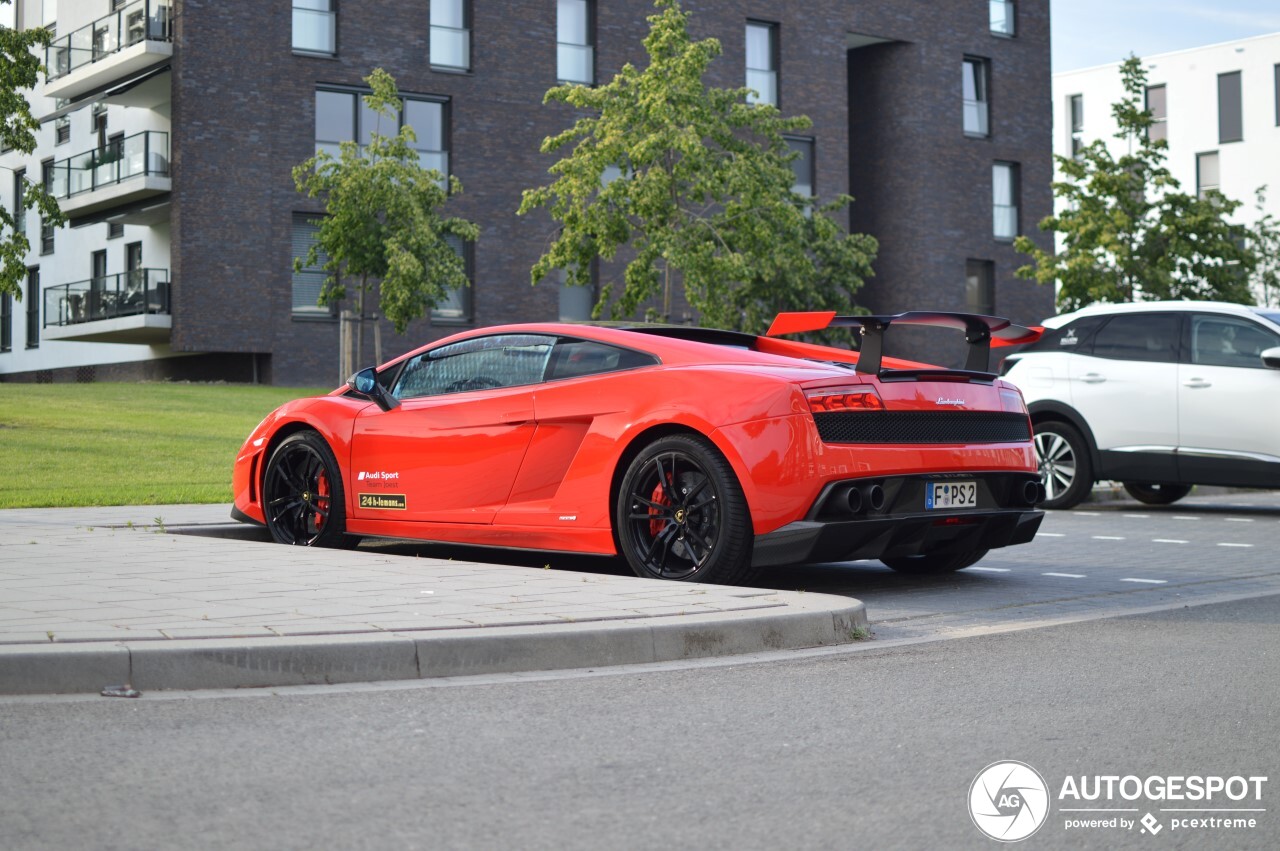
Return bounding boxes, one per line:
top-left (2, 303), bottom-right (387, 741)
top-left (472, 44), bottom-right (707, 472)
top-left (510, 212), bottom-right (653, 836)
top-left (0, 596), bottom-right (867, 695)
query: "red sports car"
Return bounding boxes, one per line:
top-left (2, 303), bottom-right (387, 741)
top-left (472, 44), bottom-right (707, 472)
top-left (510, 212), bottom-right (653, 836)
top-left (232, 312), bottom-right (1045, 584)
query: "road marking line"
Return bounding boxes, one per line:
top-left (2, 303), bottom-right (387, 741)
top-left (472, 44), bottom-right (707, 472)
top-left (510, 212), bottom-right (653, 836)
top-left (1035, 532), bottom-right (1065, 538)
top-left (1172, 515), bottom-right (1201, 520)
top-left (1124, 514), bottom-right (1150, 519)
top-left (1217, 542), bottom-right (1254, 548)
top-left (1074, 512), bottom-right (1101, 517)
top-left (1153, 539), bottom-right (1189, 544)
top-left (1043, 572), bottom-right (1086, 578)
top-left (1092, 535), bottom-right (1125, 540)
top-left (1121, 578), bottom-right (1167, 584)
top-left (967, 567), bottom-right (1011, 573)
top-left (1224, 518), bottom-right (1254, 523)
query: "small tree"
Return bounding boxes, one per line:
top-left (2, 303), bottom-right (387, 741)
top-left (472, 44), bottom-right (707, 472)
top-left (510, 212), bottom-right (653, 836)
top-left (1, 6), bottom-right (63, 300)
top-left (1016, 55), bottom-right (1255, 311)
top-left (518, 0), bottom-right (876, 331)
top-left (293, 68), bottom-right (479, 372)
top-left (1248, 188), bottom-right (1280, 308)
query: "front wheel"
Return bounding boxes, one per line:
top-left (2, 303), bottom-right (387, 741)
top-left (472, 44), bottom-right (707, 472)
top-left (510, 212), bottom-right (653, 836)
top-left (881, 549), bottom-right (989, 574)
top-left (262, 430), bottom-right (358, 548)
top-left (615, 434), bottom-right (755, 584)
top-left (1122, 482), bottom-right (1192, 505)
top-left (1034, 421), bottom-right (1094, 510)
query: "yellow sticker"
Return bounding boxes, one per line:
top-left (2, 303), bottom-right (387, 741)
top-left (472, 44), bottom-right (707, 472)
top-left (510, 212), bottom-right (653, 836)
top-left (359, 493), bottom-right (407, 510)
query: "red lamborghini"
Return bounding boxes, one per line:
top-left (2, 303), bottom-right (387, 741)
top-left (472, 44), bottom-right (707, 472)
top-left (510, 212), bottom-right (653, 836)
top-left (232, 312), bottom-right (1045, 585)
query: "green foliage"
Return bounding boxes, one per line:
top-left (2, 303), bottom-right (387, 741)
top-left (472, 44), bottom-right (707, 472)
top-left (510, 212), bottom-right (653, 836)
top-left (292, 68), bottom-right (479, 334)
top-left (1, 7), bottom-right (64, 300)
top-left (518, 0), bottom-right (876, 332)
top-left (1249, 188), bottom-right (1280, 308)
top-left (1016, 55), bottom-right (1255, 311)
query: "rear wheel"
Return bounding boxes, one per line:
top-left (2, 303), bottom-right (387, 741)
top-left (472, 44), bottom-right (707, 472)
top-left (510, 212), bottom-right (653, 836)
top-left (1122, 482), bottom-right (1192, 505)
top-left (1034, 421), bottom-right (1094, 510)
top-left (615, 435), bottom-right (755, 584)
top-left (262, 431), bottom-right (358, 548)
top-left (881, 549), bottom-right (989, 574)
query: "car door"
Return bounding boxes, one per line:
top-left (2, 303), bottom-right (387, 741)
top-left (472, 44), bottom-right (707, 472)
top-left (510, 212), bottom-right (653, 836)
top-left (349, 334), bottom-right (554, 524)
top-left (1177, 313), bottom-right (1280, 485)
top-left (1065, 312), bottom-right (1180, 480)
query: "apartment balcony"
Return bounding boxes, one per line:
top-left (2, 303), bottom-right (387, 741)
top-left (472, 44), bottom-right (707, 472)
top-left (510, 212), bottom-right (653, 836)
top-left (43, 269), bottom-right (171, 344)
top-left (47, 131), bottom-right (170, 221)
top-left (44, 0), bottom-right (174, 101)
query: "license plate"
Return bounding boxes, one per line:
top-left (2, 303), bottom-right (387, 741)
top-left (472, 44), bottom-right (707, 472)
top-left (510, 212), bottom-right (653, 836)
top-left (926, 481), bottom-right (977, 510)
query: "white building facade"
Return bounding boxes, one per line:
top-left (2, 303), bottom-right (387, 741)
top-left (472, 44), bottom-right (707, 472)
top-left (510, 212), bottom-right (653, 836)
top-left (1052, 32), bottom-right (1280, 306)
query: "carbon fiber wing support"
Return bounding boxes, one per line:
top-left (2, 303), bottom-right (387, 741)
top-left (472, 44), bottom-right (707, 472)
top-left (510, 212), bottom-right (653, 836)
top-left (765, 311), bottom-right (1043, 375)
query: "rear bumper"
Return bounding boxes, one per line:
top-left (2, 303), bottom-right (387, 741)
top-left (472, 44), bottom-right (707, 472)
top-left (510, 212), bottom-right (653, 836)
top-left (752, 507), bottom-right (1043, 567)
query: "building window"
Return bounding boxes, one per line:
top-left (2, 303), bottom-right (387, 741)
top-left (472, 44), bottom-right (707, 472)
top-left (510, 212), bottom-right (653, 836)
top-left (990, 0), bottom-right (1015, 36)
top-left (1196, 151), bottom-right (1220, 198)
top-left (25, 266), bottom-right (39, 348)
top-left (291, 214), bottom-right (334, 318)
top-left (430, 0), bottom-right (470, 71)
top-left (785, 135), bottom-right (813, 216)
top-left (1275, 63), bottom-right (1279, 126)
top-left (992, 161), bottom-right (1019, 241)
top-left (315, 89), bottom-right (449, 178)
top-left (557, 266), bottom-right (595, 321)
top-left (435, 233), bottom-right (474, 323)
top-left (1069, 94), bottom-right (1084, 158)
top-left (1, 293), bottom-right (11, 353)
top-left (107, 221), bottom-right (124, 239)
top-left (965, 260), bottom-right (995, 316)
top-left (1218, 71), bottom-right (1242, 143)
top-left (963, 57), bottom-right (990, 137)
top-left (557, 0), bottom-right (594, 84)
top-left (55, 115), bottom-right (70, 145)
top-left (293, 1), bottom-right (336, 56)
top-left (745, 21), bottom-right (777, 107)
top-left (39, 162), bottom-right (54, 254)
top-left (13, 168), bottom-right (25, 237)
top-left (1146, 84), bottom-right (1167, 142)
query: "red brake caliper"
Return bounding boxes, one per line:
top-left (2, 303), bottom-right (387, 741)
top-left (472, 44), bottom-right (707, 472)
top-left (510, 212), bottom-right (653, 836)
top-left (314, 470), bottom-right (330, 531)
top-left (648, 475), bottom-right (673, 538)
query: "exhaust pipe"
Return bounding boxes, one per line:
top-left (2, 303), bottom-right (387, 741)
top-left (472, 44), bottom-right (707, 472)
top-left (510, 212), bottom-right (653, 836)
top-left (846, 487), bottom-right (863, 515)
top-left (1021, 479), bottom-right (1043, 506)
top-left (862, 484), bottom-right (886, 513)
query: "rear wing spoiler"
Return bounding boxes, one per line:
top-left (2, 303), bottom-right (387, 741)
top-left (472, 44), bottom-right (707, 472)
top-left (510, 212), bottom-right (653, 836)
top-left (766, 311), bottom-right (1043, 375)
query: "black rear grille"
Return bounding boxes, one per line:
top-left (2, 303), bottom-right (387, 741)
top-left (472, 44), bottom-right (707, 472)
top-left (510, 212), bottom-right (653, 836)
top-left (814, 411), bottom-right (1031, 444)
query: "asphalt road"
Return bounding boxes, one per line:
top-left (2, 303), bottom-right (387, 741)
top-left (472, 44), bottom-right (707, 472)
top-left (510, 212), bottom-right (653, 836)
top-left (2, 491), bottom-right (1277, 850)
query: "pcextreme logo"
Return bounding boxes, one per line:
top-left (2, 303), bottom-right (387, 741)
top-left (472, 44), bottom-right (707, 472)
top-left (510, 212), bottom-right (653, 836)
top-left (969, 761), bottom-right (1051, 842)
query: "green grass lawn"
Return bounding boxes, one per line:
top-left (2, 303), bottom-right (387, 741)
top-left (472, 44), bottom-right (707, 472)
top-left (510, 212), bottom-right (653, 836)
top-left (0, 382), bottom-right (328, 508)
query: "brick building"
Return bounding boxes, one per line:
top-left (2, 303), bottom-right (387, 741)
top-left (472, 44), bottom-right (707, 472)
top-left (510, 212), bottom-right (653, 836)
top-left (0, 0), bottom-right (1054, 386)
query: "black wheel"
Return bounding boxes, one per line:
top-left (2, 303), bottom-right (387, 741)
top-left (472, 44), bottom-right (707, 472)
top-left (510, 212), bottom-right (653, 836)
top-left (1033, 421), bottom-right (1094, 510)
top-left (1122, 482), bottom-right (1192, 505)
top-left (881, 549), bottom-right (989, 574)
top-left (615, 434), bottom-right (754, 584)
top-left (262, 431), bottom-right (358, 548)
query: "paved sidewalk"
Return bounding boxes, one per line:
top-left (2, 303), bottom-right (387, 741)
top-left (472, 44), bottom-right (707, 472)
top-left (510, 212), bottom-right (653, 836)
top-left (0, 505), bottom-right (866, 695)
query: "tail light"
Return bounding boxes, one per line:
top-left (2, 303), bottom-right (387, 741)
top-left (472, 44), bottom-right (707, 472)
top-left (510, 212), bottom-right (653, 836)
top-left (805, 387), bottom-right (884, 414)
top-left (999, 386), bottom-right (1028, 415)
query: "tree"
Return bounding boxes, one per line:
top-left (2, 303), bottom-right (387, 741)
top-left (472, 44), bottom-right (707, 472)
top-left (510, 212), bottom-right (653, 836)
top-left (293, 68), bottom-right (479, 372)
top-left (1015, 55), bottom-right (1255, 312)
top-left (518, 0), bottom-right (876, 331)
top-left (1, 5), bottom-right (63, 300)
top-left (1247, 188), bottom-right (1280, 308)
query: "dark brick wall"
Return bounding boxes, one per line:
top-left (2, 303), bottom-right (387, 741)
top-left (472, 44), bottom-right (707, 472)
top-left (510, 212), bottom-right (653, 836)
top-left (166, 0), bottom-right (1053, 386)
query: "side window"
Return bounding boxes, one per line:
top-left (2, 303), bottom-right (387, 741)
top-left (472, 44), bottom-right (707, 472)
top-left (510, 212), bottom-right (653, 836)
top-left (393, 334), bottom-right (554, 399)
top-left (1090, 314), bottom-right (1179, 363)
top-left (546, 338), bottom-right (658, 381)
top-left (1190, 315), bottom-right (1280, 369)
top-left (1021, 316), bottom-right (1104, 354)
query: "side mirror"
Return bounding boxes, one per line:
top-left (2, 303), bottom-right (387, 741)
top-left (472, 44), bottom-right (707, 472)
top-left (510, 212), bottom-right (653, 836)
top-left (1262, 347), bottom-right (1280, 370)
top-left (346, 367), bottom-right (400, 411)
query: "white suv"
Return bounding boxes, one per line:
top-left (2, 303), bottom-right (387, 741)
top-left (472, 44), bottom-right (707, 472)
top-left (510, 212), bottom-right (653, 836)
top-left (1001, 301), bottom-right (1280, 509)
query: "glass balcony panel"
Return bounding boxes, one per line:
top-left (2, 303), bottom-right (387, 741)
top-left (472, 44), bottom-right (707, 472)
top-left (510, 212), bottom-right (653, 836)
top-left (964, 101), bottom-right (989, 135)
top-left (557, 43), bottom-right (593, 83)
top-left (45, 0), bottom-right (173, 81)
top-left (43, 269), bottom-right (171, 327)
top-left (993, 205), bottom-right (1018, 239)
top-left (292, 8), bottom-right (336, 54)
top-left (49, 131), bottom-right (170, 200)
top-left (430, 26), bottom-right (470, 70)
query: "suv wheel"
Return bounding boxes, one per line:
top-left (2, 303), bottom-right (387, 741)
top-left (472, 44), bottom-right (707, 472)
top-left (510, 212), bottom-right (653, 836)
top-left (1034, 421), bottom-right (1094, 510)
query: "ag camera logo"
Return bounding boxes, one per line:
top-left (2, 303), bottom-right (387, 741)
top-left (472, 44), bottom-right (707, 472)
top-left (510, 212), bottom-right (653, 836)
top-left (969, 761), bottom-right (1050, 842)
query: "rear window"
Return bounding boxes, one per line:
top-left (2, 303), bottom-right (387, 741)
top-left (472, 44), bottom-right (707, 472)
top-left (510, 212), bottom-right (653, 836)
top-left (1020, 316), bottom-right (1106, 355)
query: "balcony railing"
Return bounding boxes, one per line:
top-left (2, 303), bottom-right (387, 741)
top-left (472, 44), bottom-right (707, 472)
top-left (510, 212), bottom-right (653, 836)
top-left (44, 269), bottom-right (170, 328)
top-left (46, 0), bottom-right (174, 82)
top-left (46, 131), bottom-right (170, 201)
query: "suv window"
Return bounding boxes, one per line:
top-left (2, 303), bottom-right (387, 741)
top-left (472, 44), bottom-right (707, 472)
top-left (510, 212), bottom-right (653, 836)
top-left (1023, 316), bottom-right (1106, 355)
top-left (1090, 314), bottom-right (1179, 363)
top-left (1189, 314), bottom-right (1280, 369)
top-left (393, 334), bottom-right (555, 399)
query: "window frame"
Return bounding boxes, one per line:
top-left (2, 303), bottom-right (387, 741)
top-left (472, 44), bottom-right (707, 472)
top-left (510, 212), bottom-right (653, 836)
top-left (556, 0), bottom-right (595, 85)
top-left (314, 86), bottom-right (451, 180)
top-left (1068, 93), bottom-right (1084, 158)
top-left (25, 266), bottom-right (39, 349)
top-left (432, 232), bottom-right (474, 324)
top-left (429, 0), bottom-right (472, 73)
top-left (989, 0), bottom-right (1015, 37)
top-left (965, 259), bottom-right (995, 316)
top-left (992, 161), bottom-right (1019, 242)
top-left (963, 56), bottom-right (991, 138)
top-left (1196, 151), bottom-right (1220, 199)
top-left (0, 292), bottom-right (11, 353)
top-left (1145, 84), bottom-right (1167, 143)
top-left (292, 0), bottom-right (337, 57)
top-left (1217, 71), bottom-right (1242, 144)
top-left (745, 19), bottom-right (779, 107)
top-left (291, 212), bottom-right (337, 320)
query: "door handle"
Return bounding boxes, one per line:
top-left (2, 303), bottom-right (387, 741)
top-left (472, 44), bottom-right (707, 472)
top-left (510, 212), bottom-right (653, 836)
top-left (1182, 378), bottom-right (1211, 389)
top-left (1079, 373), bottom-right (1106, 384)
